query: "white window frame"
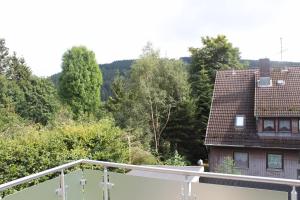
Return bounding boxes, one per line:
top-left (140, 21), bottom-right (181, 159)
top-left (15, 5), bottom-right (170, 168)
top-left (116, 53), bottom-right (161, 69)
top-left (235, 115), bottom-right (245, 128)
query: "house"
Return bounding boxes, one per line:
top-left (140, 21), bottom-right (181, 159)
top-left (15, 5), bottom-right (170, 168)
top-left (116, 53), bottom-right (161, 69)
top-left (205, 58), bottom-right (300, 179)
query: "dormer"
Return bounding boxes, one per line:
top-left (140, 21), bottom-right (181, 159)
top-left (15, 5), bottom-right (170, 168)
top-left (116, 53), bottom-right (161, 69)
top-left (254, 59), bottom-right (300, 137)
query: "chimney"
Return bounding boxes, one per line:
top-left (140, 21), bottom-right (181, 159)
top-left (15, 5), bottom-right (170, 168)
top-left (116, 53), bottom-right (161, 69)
top-left (258, 58), bottom-right (272, 87)
top-left (259, 58), bottom-right (271, 77)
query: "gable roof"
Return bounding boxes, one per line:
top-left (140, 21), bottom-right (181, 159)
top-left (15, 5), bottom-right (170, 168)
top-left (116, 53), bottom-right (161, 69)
top-left (205, 68), bottom-right (300, 149)
top-left (254, 68), bottom-right (300, 117)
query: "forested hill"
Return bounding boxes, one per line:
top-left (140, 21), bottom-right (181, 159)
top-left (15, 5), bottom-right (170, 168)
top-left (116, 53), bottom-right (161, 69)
top-left (49, 58), bottom-right (300, 101)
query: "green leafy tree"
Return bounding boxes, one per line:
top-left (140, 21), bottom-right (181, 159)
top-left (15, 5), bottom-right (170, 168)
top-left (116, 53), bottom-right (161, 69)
top-left (5, 53), bottom-right (31, 82)
top-left (0, 39), bottom-right (9, 74)
top-left (0, 38), bottom-right (59, 125)
top-left (108, 43), bottom-right (190, 155)
top-left (59, 46), bottom-right (103, 118)
top-left (188, 35), bottom-right (244, 160)
top-left (0, 75), bottom-right (24, 112)
top-left (17, 78), bottom-right (60, 125)
top-left (163, 98), bottom-right (204, 163)
top-left (193, 68), bottom-right (212, 135)
top-left (189, 35), bottom-right (244, 83)
top-left (129, 44), bottom-right (190, 154)
top-left (107, 72), bottom-right (130, 128)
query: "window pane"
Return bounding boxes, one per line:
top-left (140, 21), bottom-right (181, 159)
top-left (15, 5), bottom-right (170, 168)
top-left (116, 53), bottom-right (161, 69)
top-left (267, 154), bottom-right (282, 169)
top-left (279, 119), bottom-right (290, 131)
top-left (234, 152), bottom-right (248, 168)
top-left (235, 116), bottom-right (244, 127)
top-left (264, 119), bottom-right (274, 131)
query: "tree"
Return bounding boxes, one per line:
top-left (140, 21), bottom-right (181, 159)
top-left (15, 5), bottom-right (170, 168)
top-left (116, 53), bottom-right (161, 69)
top-left (127, 43), bottom-right (190, 154)
top-left (5, 52), bottom-right (31, 82)
top-left (17, 78), bottom-right (60, 125)
top-left (193, 68), bottom-right (212, 135)
top-left (0, 75), bottom-right (24, 112)
top-left (188, 35), bottom-right (245, 160)
top-left (59, 46), bottom-right (103, 118)
top-left (0, 39), bottom-right (9, 74)
top-left (163, 98), bottom-right (203, 164)
top-left (0, 38), bottom-right (59, 125)
top-left (189, 35), bottom-right (245, 83)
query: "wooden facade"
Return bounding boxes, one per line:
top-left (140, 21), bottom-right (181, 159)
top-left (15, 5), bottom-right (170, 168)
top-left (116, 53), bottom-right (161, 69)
top-left (209, 146), bottom-right (300, 179)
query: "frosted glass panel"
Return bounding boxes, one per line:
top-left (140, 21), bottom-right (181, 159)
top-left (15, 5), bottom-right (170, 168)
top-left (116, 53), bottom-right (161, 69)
top-left (3, 177), bottom-right (60, 200)
top-left (64, 170), bottom-right (83, 200)
top-left (191, 182), bottom-right (288, 200)
top-left (109, 172), bottom-right (182, 200)
top-left (83, 169), bottom-right (103, 200)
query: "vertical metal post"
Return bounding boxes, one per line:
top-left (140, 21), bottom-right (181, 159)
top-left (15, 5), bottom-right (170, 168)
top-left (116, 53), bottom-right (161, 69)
top-left (60, 170), bottom-right (66, 200)
top-left (183, 175), bottom-right (189, 200)
top-left (103, 167), bottom-right (109, 200)
top-left (291, 185), bottom-right (297, 200)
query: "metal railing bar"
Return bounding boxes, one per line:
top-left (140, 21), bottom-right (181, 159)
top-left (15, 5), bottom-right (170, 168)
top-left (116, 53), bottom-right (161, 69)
top-left (82, 159), bottom-right (300, 186)
top-left (1, 158), bottom-right (300, 193)
top-left (0, 159), bottom-right (83, 192)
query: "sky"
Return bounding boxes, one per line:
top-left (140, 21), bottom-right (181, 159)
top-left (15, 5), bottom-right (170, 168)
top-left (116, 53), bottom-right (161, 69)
top-left (1, 0), bottom-right (300, 77)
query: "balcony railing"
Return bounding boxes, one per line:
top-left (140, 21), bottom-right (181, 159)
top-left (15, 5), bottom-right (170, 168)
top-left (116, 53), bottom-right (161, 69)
top-left (0, 159), bottom-right (299, 200)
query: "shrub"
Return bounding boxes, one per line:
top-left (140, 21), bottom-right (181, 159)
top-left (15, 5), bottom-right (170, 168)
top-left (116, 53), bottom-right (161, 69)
top-left (164, 151), bottom-right (188, 166)
top-left (0, 118), bottom-right (129, 187)
top-left (130, 147), bottom-right (157, 165)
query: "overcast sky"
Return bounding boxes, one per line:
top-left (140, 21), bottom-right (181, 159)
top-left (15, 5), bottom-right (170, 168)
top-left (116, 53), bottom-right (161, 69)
top-left (1, 0), bottom-right (300, 76)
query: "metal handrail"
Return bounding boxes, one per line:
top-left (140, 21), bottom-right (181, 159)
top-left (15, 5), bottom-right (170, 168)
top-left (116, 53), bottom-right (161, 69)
top-left (1, 158), bottom-right (300, 193)
top-left (0, 159), bottom-right (83, 192)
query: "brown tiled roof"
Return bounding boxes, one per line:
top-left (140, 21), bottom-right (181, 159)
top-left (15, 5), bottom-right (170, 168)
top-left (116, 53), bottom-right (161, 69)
top-left (205, 68), bottom-right (300, 149)
top-left (255, 68), bottom-right (300, 117)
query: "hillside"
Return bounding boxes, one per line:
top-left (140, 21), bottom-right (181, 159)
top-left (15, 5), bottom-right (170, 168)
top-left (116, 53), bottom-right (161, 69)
top-left (49, 58), bottom-right (300, 101)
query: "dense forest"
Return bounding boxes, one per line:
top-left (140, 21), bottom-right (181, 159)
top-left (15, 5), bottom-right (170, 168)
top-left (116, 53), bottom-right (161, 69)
top-left (51, 58), bottom-right (300, 101)
top-left (1, 35), bottom-right (300, 190)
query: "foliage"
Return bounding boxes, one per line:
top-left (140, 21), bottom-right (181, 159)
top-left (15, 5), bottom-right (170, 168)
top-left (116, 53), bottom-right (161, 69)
top-left (189, 35), bottom-right (245, 83)
top-left (59, 46), bottom-right (103, 118)
top-left (108, 43), bottom-right (191, 155)
top-left (163, 99), bottom-right (206, 163)
top-left (16, 78), bottom-right (60, 125)
top-left (0, 39), bottom-right (9, 74)
top-left (0, 39), bottom-right (59, 125)
top-left (5, 52), bottom-right (31, 83)
top-left (0, 119), bottom-right (129, 187)
top-left (193, 68), bottom-right (212, 136)
top-left (0, 108), bottom-right (27, 135)
top-left (188, 36), bottom-right (245, 161)
top-left (216, 157), bottom-right (241, 175)
top-left (164, 151), bottom-right (188, 166)
top-left (0, 75), bottom-right (24, 111)
top-left (130, 147), bottom-right (158, 165)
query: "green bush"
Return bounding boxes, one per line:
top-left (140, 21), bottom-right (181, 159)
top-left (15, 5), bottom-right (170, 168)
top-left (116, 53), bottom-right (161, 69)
top-left (164, 151), bottom-right (189, 166)
top-left (0, 118), bottom-right (129, 186)
top-left (130, 147), bottom-right (157, 165)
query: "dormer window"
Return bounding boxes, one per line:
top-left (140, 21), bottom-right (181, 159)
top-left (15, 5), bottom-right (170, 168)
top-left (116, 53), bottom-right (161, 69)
top-left (278, 118), bottom-right (291, 132)
top-left (235, 115), bottom-right (245, 128)
top-left (263, 119), bottom-right (275, 131)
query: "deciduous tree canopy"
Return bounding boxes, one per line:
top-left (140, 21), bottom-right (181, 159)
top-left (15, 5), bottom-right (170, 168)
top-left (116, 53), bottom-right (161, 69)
top-left (59, 46), bottom-right (103, 118)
